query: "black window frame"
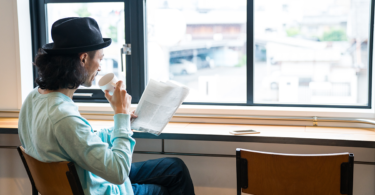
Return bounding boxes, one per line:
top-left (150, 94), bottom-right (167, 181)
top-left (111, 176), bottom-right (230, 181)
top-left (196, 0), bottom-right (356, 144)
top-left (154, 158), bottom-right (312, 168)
top-left (30, 0), bottom-right (147, 104)
top-left (30, 0), bottom-right (375, 109)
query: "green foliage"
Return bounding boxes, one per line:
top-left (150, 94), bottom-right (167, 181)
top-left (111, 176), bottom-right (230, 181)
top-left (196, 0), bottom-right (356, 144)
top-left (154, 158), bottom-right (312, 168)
top-left (107, 25), bottom-right (118, 43)
top-left (286, 27), bottom-right (300, 37)
top-left (235, 55), bottom-right (247, 67)
top-left (321, 29), bottom-right (347, 41)
top-left (75, 4), bottom-right (91, 17)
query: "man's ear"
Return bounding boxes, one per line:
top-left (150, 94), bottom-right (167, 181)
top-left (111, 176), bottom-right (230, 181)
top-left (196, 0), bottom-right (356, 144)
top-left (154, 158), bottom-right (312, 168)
top-left (79, 53), bottom-right (88, 66)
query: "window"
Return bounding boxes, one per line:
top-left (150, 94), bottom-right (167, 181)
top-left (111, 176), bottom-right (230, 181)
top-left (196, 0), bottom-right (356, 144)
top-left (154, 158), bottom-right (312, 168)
top-left (46, 2), bottom-right (126, 88)
top-left (30, 0), bottom-right (145, 103)
top-left (30, 0), bottom-right (374, 108)
top-left (253, 0), bottom-right (372, 107)
top-left (147, 0), bottom-right (247, 103)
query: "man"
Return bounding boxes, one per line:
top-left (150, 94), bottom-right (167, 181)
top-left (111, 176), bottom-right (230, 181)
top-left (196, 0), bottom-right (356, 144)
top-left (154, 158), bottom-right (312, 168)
top-left (18, 17), bottom-right (195, 195)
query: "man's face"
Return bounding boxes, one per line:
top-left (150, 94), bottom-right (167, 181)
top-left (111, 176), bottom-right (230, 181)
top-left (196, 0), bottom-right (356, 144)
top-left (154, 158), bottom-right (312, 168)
top-left (81, 49), bottom-right (104, 87)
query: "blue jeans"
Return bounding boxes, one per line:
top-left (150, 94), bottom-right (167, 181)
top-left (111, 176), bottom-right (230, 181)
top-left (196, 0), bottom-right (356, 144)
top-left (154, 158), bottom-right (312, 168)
top-left (129, 157), bottom-right (195, 195)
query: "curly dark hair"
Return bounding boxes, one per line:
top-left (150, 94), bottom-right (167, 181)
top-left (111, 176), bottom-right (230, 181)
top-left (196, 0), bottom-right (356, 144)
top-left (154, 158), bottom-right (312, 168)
top-left (34, 49), bottom-right (96, 90)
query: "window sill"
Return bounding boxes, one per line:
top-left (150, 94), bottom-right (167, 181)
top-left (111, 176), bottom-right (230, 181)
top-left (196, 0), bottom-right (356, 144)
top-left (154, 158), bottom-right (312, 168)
top-left (75, 103), bottom-right (375, 128)
top-left (76, 102), bottom-right (375, 117)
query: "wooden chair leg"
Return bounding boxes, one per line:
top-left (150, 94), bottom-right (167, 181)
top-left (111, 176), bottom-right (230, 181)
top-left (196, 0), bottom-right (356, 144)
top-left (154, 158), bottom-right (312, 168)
top-left (236, 148), bottom-right (242, 195)
top-left (32, 185), bottom-right (38, 195)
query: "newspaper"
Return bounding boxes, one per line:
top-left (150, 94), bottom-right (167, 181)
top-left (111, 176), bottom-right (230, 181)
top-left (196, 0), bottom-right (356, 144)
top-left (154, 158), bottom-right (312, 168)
top-left (131, 79), bottom-right (189, 135)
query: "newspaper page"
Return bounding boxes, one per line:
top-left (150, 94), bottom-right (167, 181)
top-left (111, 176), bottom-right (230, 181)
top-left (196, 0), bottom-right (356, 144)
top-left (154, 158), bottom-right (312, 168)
top-left (131, 79), bottom-right (189, 135)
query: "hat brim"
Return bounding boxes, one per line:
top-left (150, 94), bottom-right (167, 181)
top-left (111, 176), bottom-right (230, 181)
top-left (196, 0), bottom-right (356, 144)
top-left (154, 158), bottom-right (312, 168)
top-left (42, 38), bottom-right (112, 54)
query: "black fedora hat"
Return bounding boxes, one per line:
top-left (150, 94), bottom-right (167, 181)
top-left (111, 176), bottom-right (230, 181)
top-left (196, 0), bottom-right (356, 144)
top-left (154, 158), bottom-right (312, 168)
top-left (42, 17), bottom-right (111, 54)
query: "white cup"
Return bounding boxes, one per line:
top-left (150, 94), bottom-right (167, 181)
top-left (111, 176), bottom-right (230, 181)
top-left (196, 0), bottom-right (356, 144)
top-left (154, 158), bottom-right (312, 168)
top-left (98, 73), bottom-right (120, 96)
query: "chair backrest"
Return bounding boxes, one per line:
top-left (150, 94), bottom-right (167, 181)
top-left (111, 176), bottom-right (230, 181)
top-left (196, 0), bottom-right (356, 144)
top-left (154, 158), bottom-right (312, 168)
top-left (236, 148), bottom-right (354, 195)
top-left (17, 146), bottom-right (84, 195)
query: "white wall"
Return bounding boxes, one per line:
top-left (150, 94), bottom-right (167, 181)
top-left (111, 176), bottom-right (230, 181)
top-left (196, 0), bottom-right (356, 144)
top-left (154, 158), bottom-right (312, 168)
top-left (0, 0), bottom-right (34, 193)
top-left (0, 0), bottom-right (21, 110)
top-left (0, 0), bottom-right (33, 111)
top-left (0, 0), bottom-right (374, 194)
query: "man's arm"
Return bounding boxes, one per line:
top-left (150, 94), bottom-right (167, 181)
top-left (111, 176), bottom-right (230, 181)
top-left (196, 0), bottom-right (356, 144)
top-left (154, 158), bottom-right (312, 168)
top-left (54, 113), bottom-right (135, 185)
top-left (96, 111), bottom-right (137, 147)
top-left (96, 127), bottom-right (115, 147)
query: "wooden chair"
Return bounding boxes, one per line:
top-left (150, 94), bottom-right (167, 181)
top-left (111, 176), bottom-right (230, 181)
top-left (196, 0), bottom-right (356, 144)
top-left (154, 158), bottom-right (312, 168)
top-left (17, 146), bottom-right (84, 195)
top-left (236, 148), bottom-right (354, 195)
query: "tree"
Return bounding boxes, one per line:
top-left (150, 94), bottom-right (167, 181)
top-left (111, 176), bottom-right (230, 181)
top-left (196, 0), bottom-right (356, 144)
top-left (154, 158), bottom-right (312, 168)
top-left (321, 29), bottom-right (347, 41)
top-left (235, 55), bottom-right (247, 67)
top-left (75, 4), bottom-right (91, 17)
top-left (107, 25), bottom-right (118, 43)
top-left (286, 27), bottom-right (300, 37)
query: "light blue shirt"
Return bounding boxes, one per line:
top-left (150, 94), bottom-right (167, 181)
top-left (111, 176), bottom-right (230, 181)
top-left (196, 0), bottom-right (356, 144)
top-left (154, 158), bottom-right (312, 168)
top-left (18, 87), bottom-right (136, 195)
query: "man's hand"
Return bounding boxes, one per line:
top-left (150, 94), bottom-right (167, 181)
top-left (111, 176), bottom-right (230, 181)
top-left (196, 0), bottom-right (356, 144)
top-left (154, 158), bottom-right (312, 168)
top-left (130, 110), bottom-right (138, 120)
top-left (104, 80), bottom-right (132, 115)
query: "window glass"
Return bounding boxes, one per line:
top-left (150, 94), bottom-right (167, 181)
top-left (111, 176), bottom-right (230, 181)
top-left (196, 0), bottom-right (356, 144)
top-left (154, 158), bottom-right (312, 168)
top-left (254, 0), bottom-right (371, 105)
top-left (147, 0), bottom-right (247, 103)
top-left (46, 2), bottom-right (125, 89)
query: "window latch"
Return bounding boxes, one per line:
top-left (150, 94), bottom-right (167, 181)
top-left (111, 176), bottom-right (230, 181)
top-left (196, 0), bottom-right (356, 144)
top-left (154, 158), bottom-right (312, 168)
top-left (123, 44), bottom-right (131, 55)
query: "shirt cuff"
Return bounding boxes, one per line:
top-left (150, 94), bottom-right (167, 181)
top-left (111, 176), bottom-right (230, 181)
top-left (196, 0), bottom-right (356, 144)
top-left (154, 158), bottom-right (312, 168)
top-left (113, 113), bottom-right (132, 135)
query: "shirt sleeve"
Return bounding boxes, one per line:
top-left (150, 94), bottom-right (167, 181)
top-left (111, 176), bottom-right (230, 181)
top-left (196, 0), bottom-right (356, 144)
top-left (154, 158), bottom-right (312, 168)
top-left (96, 127), bottom-right (115, 148)
top-left (54, 114), bottom-right (135, 185)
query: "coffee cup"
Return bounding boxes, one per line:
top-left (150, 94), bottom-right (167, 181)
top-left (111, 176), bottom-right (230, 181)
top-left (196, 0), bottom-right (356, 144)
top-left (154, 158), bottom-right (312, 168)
top-left (98, 73), bottom-right (121, 95)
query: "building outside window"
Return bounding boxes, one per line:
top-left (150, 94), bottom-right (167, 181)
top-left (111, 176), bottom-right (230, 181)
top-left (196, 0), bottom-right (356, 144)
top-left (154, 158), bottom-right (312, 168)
top-left (31, 0), bottom-right (374, 108)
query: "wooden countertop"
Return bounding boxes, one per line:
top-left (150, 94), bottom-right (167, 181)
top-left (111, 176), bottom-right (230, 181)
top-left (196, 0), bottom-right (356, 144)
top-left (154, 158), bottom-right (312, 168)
top-left (2, 118), bottom-right (375, 148)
